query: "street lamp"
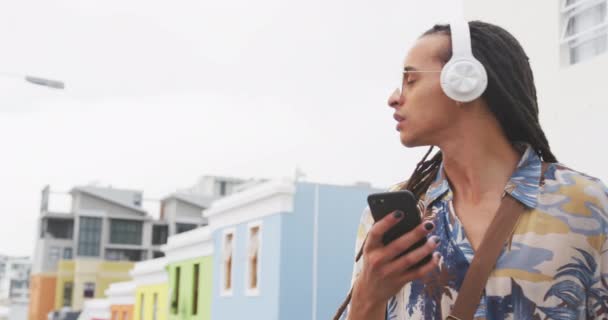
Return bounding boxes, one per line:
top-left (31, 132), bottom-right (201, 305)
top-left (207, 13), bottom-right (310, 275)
top-left (0, 72), bottom-right (65, 89)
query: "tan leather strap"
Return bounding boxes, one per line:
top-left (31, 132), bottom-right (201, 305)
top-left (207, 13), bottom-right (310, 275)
top-left (447, 194), bottom-right (527, 320)
top-left (448, 162), bottom-right (548, 320)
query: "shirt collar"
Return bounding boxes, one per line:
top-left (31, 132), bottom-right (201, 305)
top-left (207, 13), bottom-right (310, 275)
top-left (422, 144), bottom-right (543, 209)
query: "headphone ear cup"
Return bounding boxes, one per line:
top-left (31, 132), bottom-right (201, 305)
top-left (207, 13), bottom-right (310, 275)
top-left (440, 58), bottom-right (488, 103)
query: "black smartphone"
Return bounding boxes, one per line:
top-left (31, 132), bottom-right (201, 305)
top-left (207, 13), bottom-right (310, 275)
top-left (367, 190), bottom-right (431, 269)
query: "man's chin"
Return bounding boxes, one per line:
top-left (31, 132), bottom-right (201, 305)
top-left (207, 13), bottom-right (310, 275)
top-left (399, 135), bottom-right (418, 148)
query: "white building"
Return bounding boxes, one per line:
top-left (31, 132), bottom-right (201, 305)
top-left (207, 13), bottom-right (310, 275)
top-left (465, 0), bottom-right (608, 180)
top-left (0, 256), bottom-right (31, 303)
top-left (0, 255), bottom-right (31, 320)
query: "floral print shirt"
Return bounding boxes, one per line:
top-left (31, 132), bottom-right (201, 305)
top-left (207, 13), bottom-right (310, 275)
top-left (343, 145), bottom-right (608, 319)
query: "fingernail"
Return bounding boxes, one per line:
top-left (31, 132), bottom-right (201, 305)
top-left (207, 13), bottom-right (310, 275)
top-left (424, 222), bottom-right (434, 231)
top-left (431, 236), bottom-right (441, 245)
top-left (393, 210), bottom-right (404, 219)
top-left (433, 252), bottom-right (441, 260)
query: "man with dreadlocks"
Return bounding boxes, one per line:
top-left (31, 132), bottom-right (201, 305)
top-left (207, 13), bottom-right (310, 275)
top-left (337, 21), bottom-right (608, 320)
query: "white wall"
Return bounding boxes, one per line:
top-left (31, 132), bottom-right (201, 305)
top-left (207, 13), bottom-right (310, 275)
top-left (465, 0), bottom-right (608, 181)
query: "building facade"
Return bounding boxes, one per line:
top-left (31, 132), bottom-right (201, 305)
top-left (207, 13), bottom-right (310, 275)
top-left (131, 258), bottom-right (168, 320)
top-left (163, 226), bottom-right (213, 320)
top-left (206, 179), bottom-right (379, 320)
top-left (30, 176), bottom-right (244, 320)
top-left (53, 260), bottom-right (133, 312)
top-left (0, 255), bottom-right (31, 320)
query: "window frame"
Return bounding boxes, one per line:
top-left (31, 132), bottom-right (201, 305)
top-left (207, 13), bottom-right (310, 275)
top-left (560, 0), bottom-right (608, 64)
top-left (220, 228), bottom-right (236, 297)
top-left (244, 221), bottom-right (262, 296)
top-left (192, 263), bottom-right (200, 315)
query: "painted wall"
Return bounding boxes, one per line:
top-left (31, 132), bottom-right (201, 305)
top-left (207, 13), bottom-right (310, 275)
top-left (54, 260), bottom-right (75, 309)
top-left (110, 305), bottom-right (133, 320)
top-left (167, 256), bottom-right (213, 320)
top-left (310, 183), bottom-right (378, 320)
top-left (133, 283), bottom-right (168, 320)
top-left (277, 183), bottom-right (376, 320)
top-left (72, 260), bottom-right (133, 310)
top-left (28, 274), bottom-right (56, 320)
top-left (211, 214), bottom-right (282, 320)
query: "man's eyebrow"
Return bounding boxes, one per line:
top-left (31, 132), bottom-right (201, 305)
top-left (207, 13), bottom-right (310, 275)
top-left (403, 66), bottom-right (418, 72)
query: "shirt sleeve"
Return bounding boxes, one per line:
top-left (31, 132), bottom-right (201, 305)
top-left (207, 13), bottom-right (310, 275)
top-left (587, 182), bottom-right (608, 318)
top-left (340, 206), bottom-right (374, 320)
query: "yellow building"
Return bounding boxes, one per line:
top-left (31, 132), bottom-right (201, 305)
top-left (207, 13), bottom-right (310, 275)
top-left (131, 258), bottom-right (168, 320)
top-left (53, 259), bottom-right (133, 312)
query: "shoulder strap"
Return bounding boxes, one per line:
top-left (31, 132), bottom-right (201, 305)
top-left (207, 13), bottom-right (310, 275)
top-left (447, 162), bottom-right (549, 320)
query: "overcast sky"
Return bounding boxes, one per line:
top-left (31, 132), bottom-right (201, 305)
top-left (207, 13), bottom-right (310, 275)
top-left (1, 0), bottom-right (605, 257)
top-left (0, 0), bottom-right (460, 256)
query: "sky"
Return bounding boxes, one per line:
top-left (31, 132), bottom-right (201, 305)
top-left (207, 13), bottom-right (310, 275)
top-left (1, 0), bottom-right (606, 257)
top-left (0, 0), bottom-right (458, 256)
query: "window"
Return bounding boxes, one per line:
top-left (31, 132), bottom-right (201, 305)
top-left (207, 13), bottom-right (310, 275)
top-left (561, 0), bottom-right (608, 64)
top-left (63, 248), bottom-right (73, 260)
top-left (171, 267), bottom-right (180, 314)
top-left (83, 282), bottom-right (95, 298)
top-left (46, 218), bottom-right (74, 239)
top-left (153, 251), bottom-right (165, 258)
top-left (152, 293), bottom-right (158, 320)
top-left (49, 247), bottom-right (61, 263)
top-left (221, 230), bottom-right (235, 295)
top-left (152, 225), bottom-right (168, 245)
top-left (192, 264), bottom-right (199, 315)
top-left (110, 219), bottom-right (143, 245)
top-left (105, 249), bottom-right (144, 262)
top-left (176, 223), bottom-right (197, 234)
top-left (246, 223), bottom-right (262, 295)
top-left (63, 282), bottom-right (73, 307)
top-left (77, 217), bottom-right (102, 257)
top-left (139, 293), bottom-right (144, 320)
top-left (219, 181), bottom-right (227, 196)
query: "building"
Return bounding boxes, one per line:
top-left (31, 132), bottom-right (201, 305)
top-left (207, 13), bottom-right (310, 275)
top-left (0, 255), bottom-right (31, 320)
top-left (30, 176), bottom-right (245, 320)
top-left (206, 179), bottom-right (380, 320)
top-left (0, 256), bottom-right (31, 304)
top-left (76, 299), bottom-right (110, 320)
top-left (162, 226), bottom-right (213, 320)
top-left (131, 258), bottom-right (168, 320)
top-left (105, 281), bottom-right (136, 320)
top-left (53, 260), bottom-right (133, 312)
top-left (464, 0), bottom-right (608, 180)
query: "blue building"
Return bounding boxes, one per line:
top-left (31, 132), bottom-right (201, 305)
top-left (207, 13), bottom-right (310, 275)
top-left (206, 179), bottom-right (380, 320)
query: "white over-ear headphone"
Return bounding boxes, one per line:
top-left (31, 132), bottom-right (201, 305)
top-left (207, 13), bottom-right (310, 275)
top-left (440, 2), bottom-right (487, 103)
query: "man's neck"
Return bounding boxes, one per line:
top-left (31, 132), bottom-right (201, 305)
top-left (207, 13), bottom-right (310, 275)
top-left (438, 126), bottom-right (521, 205)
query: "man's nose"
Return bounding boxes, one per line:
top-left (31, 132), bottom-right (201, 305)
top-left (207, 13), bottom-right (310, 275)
top-left (388, 88), bottom-right (402, 109)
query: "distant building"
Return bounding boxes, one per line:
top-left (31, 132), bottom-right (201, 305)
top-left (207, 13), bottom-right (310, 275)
top-left (0, 255), bottom-right (31, 303)
top-left (0, 255), bottom-right (31, 320)
top-left (29, 176), bottom-right (246, 320)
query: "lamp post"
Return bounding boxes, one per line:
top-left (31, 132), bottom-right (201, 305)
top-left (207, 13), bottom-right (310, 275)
top-left (0, 72), bottom-right (65, 89)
